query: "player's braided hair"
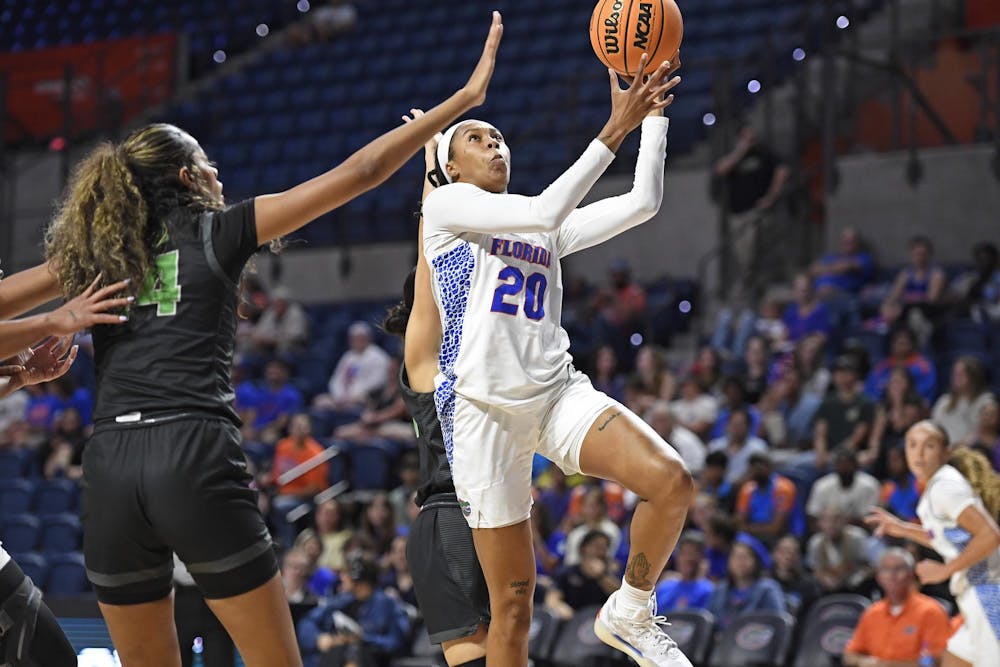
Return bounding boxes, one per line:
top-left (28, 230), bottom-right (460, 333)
top-left (382, 266), bottom-right (416, 336)
top-left (951, 445), bottom-right (1000, 522)
top-left (45, 123), bottom-right (224, 298)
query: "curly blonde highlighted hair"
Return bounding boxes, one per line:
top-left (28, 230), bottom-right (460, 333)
top-left (951, 446), bottom-right (1000, 521)
top-left (45, 123), bottom-right (223, 298)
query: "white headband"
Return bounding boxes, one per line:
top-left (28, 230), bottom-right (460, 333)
top-left (436, 119), bottom-right (509, 184)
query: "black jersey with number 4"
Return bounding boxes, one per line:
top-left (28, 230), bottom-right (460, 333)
top-left (399, 365), bottom-right (453, 506)
top-left (90, 200), bottom-right (259, 425)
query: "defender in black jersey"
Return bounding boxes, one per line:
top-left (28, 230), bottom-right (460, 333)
top-left (40, 19), bottom-right (503, 666)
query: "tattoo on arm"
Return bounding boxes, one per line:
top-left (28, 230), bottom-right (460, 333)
top-left (598, 411), bottom-right (621, 432)
top-left (625, 552), bottom-right (652, 588)
top-left (509, 579), bottom-right (531, 596)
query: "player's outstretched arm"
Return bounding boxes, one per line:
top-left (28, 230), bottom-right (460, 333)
top-left (423, 56), bottom-right (678, 237)
top-left (253, 12), bottom-right (503, 245)
top-left (0, 262), bottom-right (63, 320)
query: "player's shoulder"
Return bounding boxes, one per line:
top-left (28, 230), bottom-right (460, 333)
top-left (424, 183), bottom-right (480, 211)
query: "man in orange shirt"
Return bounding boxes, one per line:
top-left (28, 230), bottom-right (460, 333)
top-left (273, 413), bottom-right (329, 498)
top-left (843, 547), bottom-right (952, 667)
top-left (735, 452), bottom-right (797, 546)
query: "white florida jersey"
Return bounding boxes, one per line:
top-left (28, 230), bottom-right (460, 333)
top-left (422, 116), bottom-right (669, 411)
top-left (917, 464), bottom-right (1000, 595)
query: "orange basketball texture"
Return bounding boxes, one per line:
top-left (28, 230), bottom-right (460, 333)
top-left (590, 0), bottom-right (684, 77)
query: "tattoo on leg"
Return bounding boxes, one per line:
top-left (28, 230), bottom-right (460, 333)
top-left (625, 552), bottom-right (652, 588)
top-left (598, 411), bottom-right (621, 431)
top-left (509, 580), bottom-right (530, 596)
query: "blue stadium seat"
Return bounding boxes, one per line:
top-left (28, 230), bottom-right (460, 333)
top-left (708, 610), bottom-right (795, 667)
top-left (348, 442), bottom-right (394, 491)
top-left (548, 605), bottom-right (619, 667)
top-left (1, 514), bottom-right (40, 553)
top-left (664, 609), bottom-right (716, 666)
top-left (0, 450), bottom-right (26, 478)
top-left (792, 611), bottom-right (861, 667)
top-left (46, 552), bottom-right (90, 595)
top-left (0, 479), bottom-right (35, 514)
top-left (11, 552), bottom-right (48, 589)
top-left (35, 479), bottom-right (78, 514)
top-left (40, 513), bottom-right (82, 554)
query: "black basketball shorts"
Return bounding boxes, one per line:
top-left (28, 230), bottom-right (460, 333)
top-left (406, 493), bottom-right (490, 644)
top-left (82, 415), bottom-right (277, 605)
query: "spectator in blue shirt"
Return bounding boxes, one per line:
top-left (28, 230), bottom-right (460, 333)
top-left (699, 452), bottom-right (736, 514)
top-left (810, 227), bottom-right (874, 296)
top-left (864, 327), bottom-right (936, 403)
top-left (299, 554), bottom-right (410, 667)
top-left (707, 534), bottom-right (786, 630)
top-left (655, 532), bottom-right (715, 612)
top-left (783, 273), bottom-right (831, 343)
top-left (245, 359), bottom-right (303, 442)
top-left (710, 377), bottom-right (762, 441)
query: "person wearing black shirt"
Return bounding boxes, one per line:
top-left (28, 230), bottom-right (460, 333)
top-left (380, 116), bottom-right (490, 667)
top-left (37, 16), bottom-right (503, 666)
top-left (552, 530), bottom-right (621, 610)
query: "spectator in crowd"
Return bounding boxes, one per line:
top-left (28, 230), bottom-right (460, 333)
top-left (315, 322), bottom-right (392, 416)
top-left (273, 413), bottom-right (329, 499)
top-left (807, 505), bottom-right (872, 594)
top-left (245, 359), bottom-right (304, 442)
top-left (592, 259), bottom-right (648, 344)
top-left (282, 549), bottom-right (319, 605)
top-left (952, 241), bottom-right (1000, 322)
top-left (708, 407), bottom-right (769, 486)
top-left (380, 535), bottom-right (417, 608)
top-left (806, 448), bottom-right (880, 526)
top-left (813, 355), bottom-right (875, 469)
top-left (736, 336), bottom-right (771, 405)
top-left (758, 366), bottom-right (823, 454)
top-left (388, 452), bottom-right (421, 528)
top-left (878, 445), bottom-right (920, 523)
top-left (671, 375), bottom-right (719, 441)
top-left (654, 531), bottom-right (715, 612)
top-left (563, 487), bottom-right (622, 567)
top-left (334, 356), bottom-right (414, 443)
top-left (50, 374), bottom-right (93, 426)
top-left (783, 273), bottom-right (831, 343)
top-left (530, 502), bottom-right (562, 575)
top-left (23, 382), bottom-right (63, 444)
top-left (704, 512), bottom-right (739, 581)
top-left (287, 0), bottom-right (358, 45)
top-left (361, 491), bottom-right (397, 557)
top-left (624, 344), bottom-right (675, 416)
top-left (865, 327), bottom-right (937, 403)
top-left (0, 382), bottom-right (28, 447)
top-left (713, 123), bottom-right (789, 214)
top-left (735, 453), bottom-right (797, 546)
top-left (552, 530), bottom-right (622, 611)
top-left (565, 477), bottom-right (627, 526)
top-left (38, 406), bottom-right (86, 480)
top-left (810, 227), bottom-right (875, 297)
top-left (755, 300), bottom-right (791, 352)
top-left (710, 376), bottom-right (762, 440)
top-left (932, 356), bottom-right (994, 445)
top-left (794, 333), bottom-right (832, 400)
top-left (770, 535), bottom-right (822, 616)
top-left (968, 397), bottom-right (1000, 470)
top-left (698, 452), bottom-right (736, 514)
top-left (538, 466), bottom-right (572, 527)
top-left (315, 499), bottom-right (354, 573)
top-left (689, 346), bottom-right (723, 396)
top-left (860, 367), bottom-right (927, 477)
top-left (590, 345), bottom-right (626, 403)
top-left (294, 528), bottom-right (338, 598)
top-left (299, 554), bottom-right (410, 667)
top-left (707, 535), bottom-right (787, 630)
top-left (884, 236), bottom-right (946, 316)
top-left (646, 400), bottom-right (705, 475)
top-left (843, 548), bottom-right (951, 667)
top-left (251, 286), bottom-right (310, 356)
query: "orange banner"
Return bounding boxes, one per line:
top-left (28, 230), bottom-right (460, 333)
top-left (0, 34), bottom-right (176, 142)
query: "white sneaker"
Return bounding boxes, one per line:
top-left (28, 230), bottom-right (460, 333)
top-left (594, 591), bottom-right (694, 667)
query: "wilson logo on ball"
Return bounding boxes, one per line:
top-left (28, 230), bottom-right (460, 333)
top-left (590, 0), bottom-right (684, 77)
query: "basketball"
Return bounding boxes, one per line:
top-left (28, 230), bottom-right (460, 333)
top-left (590, 0), bottom-right (684, 77)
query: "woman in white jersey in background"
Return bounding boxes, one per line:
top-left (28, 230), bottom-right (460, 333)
top-left (868, 420), bottom-right (1000, 667)
top-left (421, 55), bottom-right (692, 667)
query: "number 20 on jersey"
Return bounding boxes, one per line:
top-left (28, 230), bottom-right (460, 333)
top-left (490, 267), bottom-right (547, 320)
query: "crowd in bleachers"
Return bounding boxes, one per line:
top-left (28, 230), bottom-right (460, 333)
top-left (1, 231), bottom-right (1000, 665)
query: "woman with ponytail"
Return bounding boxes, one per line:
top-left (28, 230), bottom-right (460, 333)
top-left (868, 421), bottom-right (1000, 667)
top-left (42, 16), bottom-right (502, 667)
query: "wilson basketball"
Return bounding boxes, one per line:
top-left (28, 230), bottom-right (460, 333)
top-left (590, 0), bottom-right (683, 77)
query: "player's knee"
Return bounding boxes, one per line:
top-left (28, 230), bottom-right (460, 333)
top-left (645, 450), bottom-right (694, 507)
top-left (491, 592), bottom-right (533, 637)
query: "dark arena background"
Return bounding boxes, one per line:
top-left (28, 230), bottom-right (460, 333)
top-left (1, 0), bottom-right (999, 665)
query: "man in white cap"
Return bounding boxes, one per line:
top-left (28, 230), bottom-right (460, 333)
top-left (318, 321), bottom-right (391, 415)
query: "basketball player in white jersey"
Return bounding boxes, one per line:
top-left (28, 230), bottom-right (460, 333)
top-left (421, 55), bottom-right (693, 667)
top-left (868, 421), bottom-right (1000, 667)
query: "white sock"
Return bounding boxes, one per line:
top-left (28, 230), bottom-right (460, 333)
top-left (615, 579), bottom-right (653, 615)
